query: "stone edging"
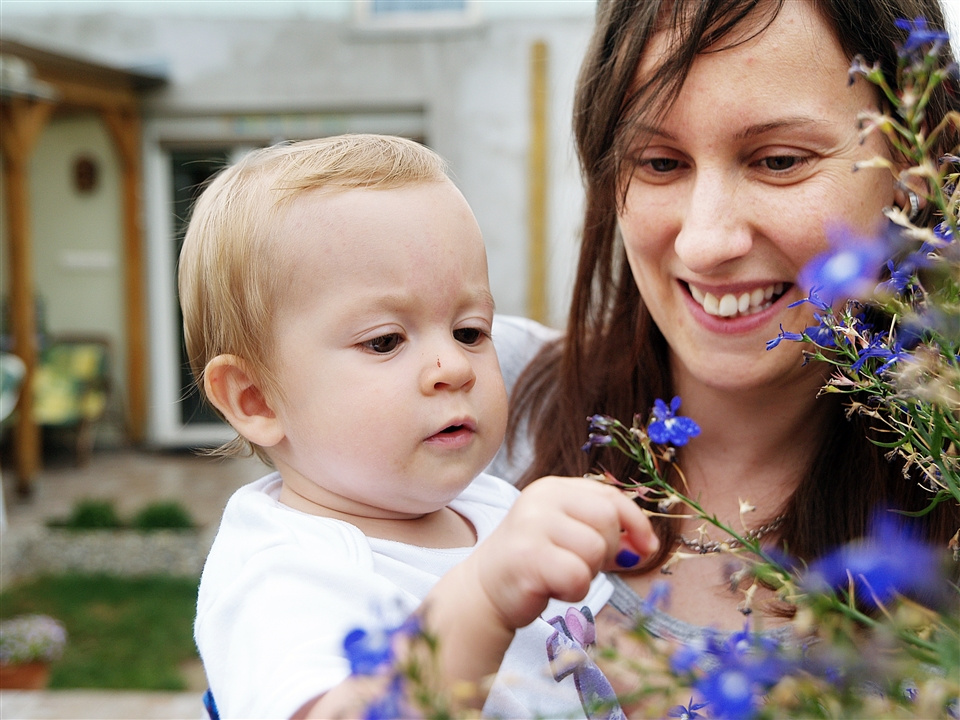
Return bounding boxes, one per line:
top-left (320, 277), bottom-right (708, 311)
top-left (0, 527), bottom-right (213, 586)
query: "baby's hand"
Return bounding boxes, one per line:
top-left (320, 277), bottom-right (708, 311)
top-left (467, 476), bottom-right (658, 631)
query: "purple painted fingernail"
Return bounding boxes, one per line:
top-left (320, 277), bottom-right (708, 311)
top-left (615, 549), bottom-right (641, 568)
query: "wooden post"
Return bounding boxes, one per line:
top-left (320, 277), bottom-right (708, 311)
top-left (527, 40), bottom-right (549, 324)
top-left (0, 97), bottom-right (54, 494)
top-left (101, 107), bottom-right (147, 444)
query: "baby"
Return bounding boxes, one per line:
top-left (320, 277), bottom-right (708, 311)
top-left (179, 134), bottom-right (656, 718)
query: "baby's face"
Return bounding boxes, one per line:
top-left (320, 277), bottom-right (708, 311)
top-left (265, 179), bottom-right (507, 519)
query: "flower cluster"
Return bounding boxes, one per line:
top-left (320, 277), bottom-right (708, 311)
top-left (0, 615), bottom-right (67, 665)
top-left (767, 14), bottom-right (960, 522)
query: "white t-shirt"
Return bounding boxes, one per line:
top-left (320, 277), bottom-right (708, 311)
top-left (195, 471), bottom-right (615, 719)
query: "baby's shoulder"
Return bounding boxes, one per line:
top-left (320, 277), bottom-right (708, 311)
top-left (209, 472), bottom-right (374, 568)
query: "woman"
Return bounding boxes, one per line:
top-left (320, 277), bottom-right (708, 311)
top-left (494, 0), bottom-right (960, 636)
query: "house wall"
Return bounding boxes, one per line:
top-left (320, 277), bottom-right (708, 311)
top-left (1, 0), bottom-right (596, 446)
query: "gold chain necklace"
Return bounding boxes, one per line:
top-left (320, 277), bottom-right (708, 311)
top-left (677, 515), bottom-right (787, 554)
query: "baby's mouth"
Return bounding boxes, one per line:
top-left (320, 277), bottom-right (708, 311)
top-left (687, 282), bottom-right (789, 318)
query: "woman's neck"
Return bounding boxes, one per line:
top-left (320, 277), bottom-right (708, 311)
top-left (669, 366), bottom-right (830, 524)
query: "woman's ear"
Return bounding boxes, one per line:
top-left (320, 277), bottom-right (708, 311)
top-left (203, 355), bottom-right (284, 448)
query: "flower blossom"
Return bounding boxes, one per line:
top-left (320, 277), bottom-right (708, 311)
top-left (798, 225), bottom-right (890, 306)
top-left (802, 514), bottom-right (949, 610)
top-left (648, 397), bottom-right (701, 447)
top-left (894, 17), bottom-right (950, 59)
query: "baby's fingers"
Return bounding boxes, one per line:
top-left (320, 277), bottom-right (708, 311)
top-left (601, 485), bottom-right (659, 571)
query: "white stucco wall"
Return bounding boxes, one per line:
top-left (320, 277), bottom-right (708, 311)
top-left (1, 0), bottom-right (595, 445)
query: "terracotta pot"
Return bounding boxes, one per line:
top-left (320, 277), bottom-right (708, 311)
top-left (0, 661), bottom-right (51, 689)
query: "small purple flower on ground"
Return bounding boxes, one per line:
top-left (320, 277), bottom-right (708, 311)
top-left (648, 397), bottom-right (701, 447)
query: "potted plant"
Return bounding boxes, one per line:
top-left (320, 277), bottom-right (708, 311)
top-left (0, 614), bottom-right (67, 689)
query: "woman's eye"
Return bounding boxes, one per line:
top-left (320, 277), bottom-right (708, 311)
top-left (761, 155), bottom-right (803, 172)
top-left (363, 333), bottom-right (402, 354)
top-left (453, 327), bottom-right (484, 345)
top-left (645, 157), bottom-right (680, 173)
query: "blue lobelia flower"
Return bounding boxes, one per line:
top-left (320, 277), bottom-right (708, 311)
top-left (363, 676), bottom-right (406, 720)
top-left (690, 624), bottom-right (794, 720)
top-left (343, 626), bottom-right (395, 676)
top-left (765, 324), bottom-right (805, 351)
top-left (694, 669), bottom-right (756, 719)
top-left (894, 16), bottom-right (950, 58)
top-left (850, 333), bottom-right (906, 374)
top-left (797, 225), bottom-right (890, 306)
top-left (803, 513), bottom-right (949, 610)
top-left (582, 415), bottom-right (617, 452)
top-left (668, 696), bottom-right (709, 719)
top-left (648, 397), bottom-right (701, 447)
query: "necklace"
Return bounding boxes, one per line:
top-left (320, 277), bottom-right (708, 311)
top-left (677, 515), bottom-right (787, 554)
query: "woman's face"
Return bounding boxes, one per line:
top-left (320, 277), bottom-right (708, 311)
top-left (617, 0), bottom-right (896, 397)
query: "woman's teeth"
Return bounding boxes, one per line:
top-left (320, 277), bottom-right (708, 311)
top-left (689, 283), bottom-right (785, 318)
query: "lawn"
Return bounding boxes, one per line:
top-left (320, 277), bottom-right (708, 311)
top-left (0, 573), bottom-right (201, 690)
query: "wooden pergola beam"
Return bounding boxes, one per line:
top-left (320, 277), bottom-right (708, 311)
top-left (102, 108), bottom-right (147, 444)
top-left (0, 39), bottom-right (165, 491)
top-left (0, 97), bottom-right (55, 494)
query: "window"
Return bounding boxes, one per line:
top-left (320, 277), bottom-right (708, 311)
top-left (355, 0), bottom-right (479, 31)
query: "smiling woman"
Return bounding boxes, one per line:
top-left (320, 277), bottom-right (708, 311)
top-left (501, 0), bottom-right (960, 651)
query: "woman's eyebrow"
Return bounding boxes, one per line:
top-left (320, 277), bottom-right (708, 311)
top-left (629, 117), bottom-right (828, 144)
top-left (734, 117), bottom-right (826, 141)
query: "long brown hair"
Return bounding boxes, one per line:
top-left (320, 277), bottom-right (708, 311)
top-left (508, 0), bottom-right (959, 566)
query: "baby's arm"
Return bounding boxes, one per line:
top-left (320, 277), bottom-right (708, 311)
top-left (300, 475), bottom-right (658, 718)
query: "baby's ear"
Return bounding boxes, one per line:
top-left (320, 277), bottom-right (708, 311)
top-left (203, 355), bottom-right (284, 448)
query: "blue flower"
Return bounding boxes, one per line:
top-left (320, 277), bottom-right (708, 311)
top-left (641, 580), bottom-right (671, 615)
top-left (850, 334), bottom-right (905, 374)
top-left (694, 668), bottom-right (756, 719)
top-left (894, 17), bottom-right (950, 58)
top-left (343, 626), bottom-right (395, 676)
top-left (668, 696), bottom-right (709, 719)
top-left (582, 415), bottom-right (617, 452)
top-left (363, 676), bottom-right (406, 720)
top-left (670, 639), bottom-right (706, 675)
top-left (648, 397), bottom-right (701, 447)
top-left (690, 624), bottom-right (794, 719)
top-left (765, 325), bottom-right (805, 351)
top-left (803, 514), bottom-right (948, 610)
top-left (798, 225), bottom-right (889, 306)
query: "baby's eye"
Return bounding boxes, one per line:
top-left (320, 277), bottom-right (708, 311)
top-left (453, 327), bottom-right (484, 346)
top-left (363, 333), bottom-right (403, 354)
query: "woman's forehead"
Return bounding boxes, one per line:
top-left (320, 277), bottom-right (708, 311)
top-left (635, 0), bottom-right (838, 90)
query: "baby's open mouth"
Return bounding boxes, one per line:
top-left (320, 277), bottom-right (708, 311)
top-left (440, 425), bottom-right (464, 434)
top-left (687, 282), bottom-right (789, 318)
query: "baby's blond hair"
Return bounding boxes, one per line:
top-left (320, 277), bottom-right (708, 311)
top-left (178, 134), bottom-right (449, 459)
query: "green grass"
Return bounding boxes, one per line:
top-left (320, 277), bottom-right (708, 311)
top-left (0, 573), bottom-right (201, 690)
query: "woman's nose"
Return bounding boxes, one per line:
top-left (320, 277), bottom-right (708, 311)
top-left (422, 343), bottom-right (476, 393)
top-left (673, 173), bottom-right (753, 274)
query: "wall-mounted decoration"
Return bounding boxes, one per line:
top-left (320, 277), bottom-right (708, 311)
top-left (72, 155), bottom-right (99, 194)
